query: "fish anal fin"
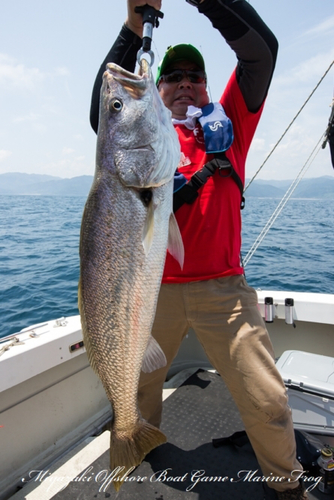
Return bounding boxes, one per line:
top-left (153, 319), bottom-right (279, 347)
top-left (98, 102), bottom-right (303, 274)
top-left (110, 420), bottom-right (167, 491)
top-left (168, 212), bottom-right (184, 269)
top-left (141, 335), bottom-right (167, 373)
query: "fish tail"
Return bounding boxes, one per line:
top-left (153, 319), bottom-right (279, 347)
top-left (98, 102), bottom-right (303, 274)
top-left (110, 420), bottom-right (166, 491)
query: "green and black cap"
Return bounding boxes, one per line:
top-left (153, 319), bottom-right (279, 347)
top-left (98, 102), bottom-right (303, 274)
top-left (156, 44), bottom-right (205, 84)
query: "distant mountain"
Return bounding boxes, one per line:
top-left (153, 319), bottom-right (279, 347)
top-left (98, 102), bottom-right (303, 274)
top-left (290, 176), bottom-right (334, 199)
top-left (1, 172), bottom-right (334, 198)
top-left (0, 173), bottom-right (93, 196)
top-left (245, 175), bottom-right (334, 199)
top-left (0, 172), bottom-right (61, 195)
top-left (245, 182), bottom-right (285, 198)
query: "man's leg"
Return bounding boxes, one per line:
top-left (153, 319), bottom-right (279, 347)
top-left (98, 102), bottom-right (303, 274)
top-left (189, 275), bottom-right (303, 493)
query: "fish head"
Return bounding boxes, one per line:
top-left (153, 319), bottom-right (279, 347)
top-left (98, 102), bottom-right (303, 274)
top-left (97, 60), bottom-right (180, 188)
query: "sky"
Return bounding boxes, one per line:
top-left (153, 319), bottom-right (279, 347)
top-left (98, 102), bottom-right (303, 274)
top-left (1, 0), bottom-right (334, 181)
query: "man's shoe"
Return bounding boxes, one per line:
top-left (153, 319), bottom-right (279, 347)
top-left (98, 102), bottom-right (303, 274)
top-left (276, 481), bottom-right (308, 500)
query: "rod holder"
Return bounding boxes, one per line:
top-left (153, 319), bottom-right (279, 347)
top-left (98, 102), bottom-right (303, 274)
top-left (264, 297), bottom-right (274, 323)
top-left (285, 298), bottom-right (296, 327)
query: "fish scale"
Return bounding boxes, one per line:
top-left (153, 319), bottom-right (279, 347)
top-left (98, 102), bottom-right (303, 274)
top-left (78, 59), bottom-right (183, 491)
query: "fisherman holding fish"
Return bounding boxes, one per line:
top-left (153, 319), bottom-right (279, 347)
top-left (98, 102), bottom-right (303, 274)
top-left (89, 1), bottom-right (308, 499)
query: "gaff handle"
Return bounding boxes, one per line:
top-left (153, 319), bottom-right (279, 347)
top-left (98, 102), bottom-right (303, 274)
top-left (134, 4), bottom-right (164, 53)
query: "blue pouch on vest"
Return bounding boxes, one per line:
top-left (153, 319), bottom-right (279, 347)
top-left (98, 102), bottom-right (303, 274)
top-left (173, 102), bottom-right (234, 193)
top-left (198, 102), bottom-right (234, 154)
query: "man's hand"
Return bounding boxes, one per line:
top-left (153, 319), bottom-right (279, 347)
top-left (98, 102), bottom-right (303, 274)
top-left (126, 0), bottom-right (162, 38)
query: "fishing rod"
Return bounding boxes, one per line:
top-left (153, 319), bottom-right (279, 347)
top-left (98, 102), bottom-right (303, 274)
top-left (135, 4), bottom-right (164, 66)
top-left (243, 62), bottom-right (334, 267)
top-left (245, 59), bottom-right (334, 192)
top-left (243, 131), bottom-right (325, 268)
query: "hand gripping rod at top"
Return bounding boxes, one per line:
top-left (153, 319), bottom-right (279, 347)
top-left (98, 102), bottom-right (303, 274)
top-left (135, 4), bottom-right (164, 66)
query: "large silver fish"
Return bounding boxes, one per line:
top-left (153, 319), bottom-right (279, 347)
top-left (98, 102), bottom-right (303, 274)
top-left (78, 58), bottom-right (183, 491)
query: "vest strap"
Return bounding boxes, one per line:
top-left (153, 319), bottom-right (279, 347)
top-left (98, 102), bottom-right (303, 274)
top-left (173, 152), bottom-right (245, 212)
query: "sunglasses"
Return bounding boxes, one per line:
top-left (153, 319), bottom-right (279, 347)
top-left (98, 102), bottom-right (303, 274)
top-left (158, 69), bottom-right (207, 85)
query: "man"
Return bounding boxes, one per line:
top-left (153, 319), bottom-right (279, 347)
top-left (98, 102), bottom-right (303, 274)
top-left (90, 1), bottom-right (308, 498)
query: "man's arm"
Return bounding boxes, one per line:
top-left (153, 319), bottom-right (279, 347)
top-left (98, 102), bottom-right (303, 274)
top-left (90, 0), bottom-right (277, 132)
top-left (197, 0), bottom-right (278, 113)
top-left (89, 26), bottom-right (142, 133)
top-left (90, 0), bottom-right (162, 133)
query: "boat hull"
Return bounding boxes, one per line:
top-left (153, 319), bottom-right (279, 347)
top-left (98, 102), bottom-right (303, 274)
top-left (1, 291), bottom-right (333, 499)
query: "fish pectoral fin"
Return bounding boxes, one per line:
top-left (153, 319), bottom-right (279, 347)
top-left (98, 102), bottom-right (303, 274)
top-left (142, 201), bottom-right (154, 256)
top-left (141, 335), bottom-right (167, 373)
top-left (167, 212), bottom-right (185, 269)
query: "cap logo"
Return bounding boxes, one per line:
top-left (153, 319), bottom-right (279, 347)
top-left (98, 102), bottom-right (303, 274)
top-left (167, 48), bottom-right (176, 60)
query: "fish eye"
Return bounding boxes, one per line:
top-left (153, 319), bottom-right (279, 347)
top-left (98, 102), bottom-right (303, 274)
top-left (109, 98), bottom-right (123, 113)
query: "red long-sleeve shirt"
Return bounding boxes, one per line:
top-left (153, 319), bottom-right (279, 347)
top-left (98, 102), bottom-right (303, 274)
top-left (163, 70), bottom-right (263, 283)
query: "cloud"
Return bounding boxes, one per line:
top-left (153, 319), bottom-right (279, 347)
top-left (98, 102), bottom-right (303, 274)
top-left (62, 147), bottom-right (75, 155)
top-left (249, 137), bottom-right (265, 152)
top-left (12, 112), bottom-right (41, 124)
top-left (38, 155), bottom-right (93, 179)
top-left (0, 150), bottom-right (12, 162)
top-left (73, 134), bottom-right (84, 141)
top-left (0, 53), bottom-right (44, 90)
top-left (54, 67), bottom-right (70, 77)
top-left (304, 15), bottom-right (334, 38)
top-left (0, 54), bottom-right (70, 92)
top-left (275, 49), bottom-right (334, 87)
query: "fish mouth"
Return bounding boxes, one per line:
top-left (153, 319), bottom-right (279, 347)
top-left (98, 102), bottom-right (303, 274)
top-left (104, 62), bottom-right (150, 98)
top-left (105, 61), bottom-right (151, 97)
top-left (106, 59), bottom-right (149, 79)
top-left (138, 58), bottom-right (150, 77)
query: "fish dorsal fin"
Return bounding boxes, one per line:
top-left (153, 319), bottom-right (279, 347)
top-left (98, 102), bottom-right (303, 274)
top-left (168, 213), bottom-right (184, 269)
top-left (141, 335), bottom-right (167, 373)
top-left (142, 202), bottom-right (155, 256)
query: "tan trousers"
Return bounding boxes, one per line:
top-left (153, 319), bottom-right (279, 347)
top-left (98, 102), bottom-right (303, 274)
top-left (138, 275), bottom-right (302, 492)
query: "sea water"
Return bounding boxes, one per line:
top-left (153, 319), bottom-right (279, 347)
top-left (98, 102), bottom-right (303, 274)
top-left (0, 195), bottom-right (333, 339)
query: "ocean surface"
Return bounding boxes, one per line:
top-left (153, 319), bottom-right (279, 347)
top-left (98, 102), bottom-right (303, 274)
top-left (0, 195), bottom-right (333, 339)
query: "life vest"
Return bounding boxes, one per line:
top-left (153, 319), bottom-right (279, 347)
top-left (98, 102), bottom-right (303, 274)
top-left (173, 102), bottom-right (244, 212)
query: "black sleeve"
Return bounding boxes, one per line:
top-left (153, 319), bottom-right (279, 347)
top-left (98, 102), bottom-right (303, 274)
top-left (198, 0), bottom-right (278, 113)
top-left (328, 112), bottom-right (334, 169)
top-left (90, 25), bottom-right (142, 133)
